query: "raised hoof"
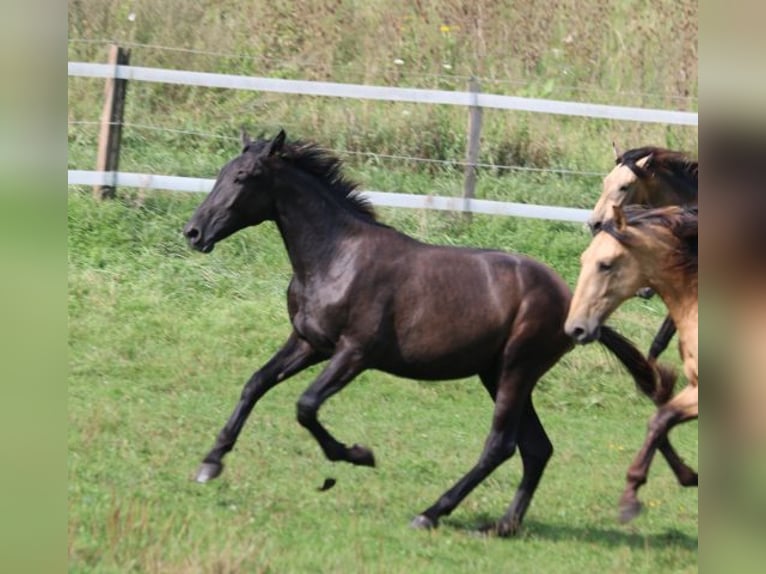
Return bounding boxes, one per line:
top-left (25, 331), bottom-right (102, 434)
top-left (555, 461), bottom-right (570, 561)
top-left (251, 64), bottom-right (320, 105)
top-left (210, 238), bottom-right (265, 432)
top-left (618, 498), bottom-right (644, 524)
top-left (349, 444), bottom-right (376, 467)
top-left (195, 461), bottom-right (223, 483)
top-left (410, 514), bottom-right (438, 530)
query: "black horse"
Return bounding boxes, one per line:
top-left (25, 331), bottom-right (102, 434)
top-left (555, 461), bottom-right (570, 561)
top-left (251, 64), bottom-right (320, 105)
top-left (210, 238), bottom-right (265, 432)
top-left (183, 130), bottom-right (672, 536)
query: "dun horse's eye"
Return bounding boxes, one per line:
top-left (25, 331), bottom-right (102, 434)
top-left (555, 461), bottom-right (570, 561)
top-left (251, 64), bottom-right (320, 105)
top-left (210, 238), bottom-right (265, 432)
top-left (598, 261), bottom-right (613, 272)
top-left (619, 184), bottom-right (629, 192)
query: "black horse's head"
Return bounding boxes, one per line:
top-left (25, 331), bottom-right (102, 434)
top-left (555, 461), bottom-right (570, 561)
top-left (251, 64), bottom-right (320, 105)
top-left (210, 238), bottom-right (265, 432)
top-left (183, 129), bottom-right (286, 253)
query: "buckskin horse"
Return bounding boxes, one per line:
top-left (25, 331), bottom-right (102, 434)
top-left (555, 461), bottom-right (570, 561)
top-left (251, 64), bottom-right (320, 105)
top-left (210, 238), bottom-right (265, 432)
top-left (589, 144), bottom-right (697, 365)
top-left (566, 204), bottom-right (698, 523)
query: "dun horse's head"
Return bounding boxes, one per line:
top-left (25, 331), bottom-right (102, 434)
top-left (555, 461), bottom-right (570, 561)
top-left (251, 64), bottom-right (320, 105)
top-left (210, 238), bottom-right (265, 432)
top-left (588, 144), bottom-right (654, 234)
top-left (183, 129), bottom-right (286, 252)
top-left (566, 206), bottom-right (646, 344)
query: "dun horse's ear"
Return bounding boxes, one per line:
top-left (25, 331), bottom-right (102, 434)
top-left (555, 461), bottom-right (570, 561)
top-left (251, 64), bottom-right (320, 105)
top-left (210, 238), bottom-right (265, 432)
top-left (268, 129), bottom-right (287, 156)
top-left (636, 153), bottom-right (654, 171)
top-left (612, 141), bottom-right (621, 162)
top-left (240, 127), bottom-right (252, 149)
top-left (613, 205), bottom-right (627, 231)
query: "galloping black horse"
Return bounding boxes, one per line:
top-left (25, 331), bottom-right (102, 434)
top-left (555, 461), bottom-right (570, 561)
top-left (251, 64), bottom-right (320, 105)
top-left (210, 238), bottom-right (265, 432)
top-left (183, 130), bottom-right (671, 535)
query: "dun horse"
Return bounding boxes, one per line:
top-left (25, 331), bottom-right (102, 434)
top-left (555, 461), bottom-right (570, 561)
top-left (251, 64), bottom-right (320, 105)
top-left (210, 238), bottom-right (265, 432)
top-left (589, 145), bottom-right (697, 364)
top-left (183, 130), bottom-right (668, 535)
top-left (565, 204), bottom-right (698, 523)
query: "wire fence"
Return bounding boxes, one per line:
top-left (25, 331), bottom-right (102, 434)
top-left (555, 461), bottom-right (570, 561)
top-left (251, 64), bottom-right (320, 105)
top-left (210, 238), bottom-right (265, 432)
top-left (67, 39), bottom-right (697, 219)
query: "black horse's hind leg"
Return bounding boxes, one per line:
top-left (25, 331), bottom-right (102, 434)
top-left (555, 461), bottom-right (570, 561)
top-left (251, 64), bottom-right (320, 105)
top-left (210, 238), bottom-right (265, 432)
top-left (296, 347), bottom-right (375, 467)
top-left (196, 332), bottom-right (322, 483)
top-left (410, 361), bottom-right (541, 531)
top-left (495, 399), bottom-right (553, 537)
top-left (647, 314), bottom-right (676, 363)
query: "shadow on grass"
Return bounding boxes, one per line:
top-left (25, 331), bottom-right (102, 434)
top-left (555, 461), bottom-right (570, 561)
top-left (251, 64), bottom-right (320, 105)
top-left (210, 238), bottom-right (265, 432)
top-left (442, 514), bottom-right (697, 551)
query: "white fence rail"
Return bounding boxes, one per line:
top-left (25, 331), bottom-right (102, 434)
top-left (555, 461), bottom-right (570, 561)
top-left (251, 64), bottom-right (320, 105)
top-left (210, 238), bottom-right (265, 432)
top-left (68, 62), bottom-right (698, 126)
top-left (67, 170), bottom-right (592, 223)
top-left (68, 59), bottom-right (697, 222)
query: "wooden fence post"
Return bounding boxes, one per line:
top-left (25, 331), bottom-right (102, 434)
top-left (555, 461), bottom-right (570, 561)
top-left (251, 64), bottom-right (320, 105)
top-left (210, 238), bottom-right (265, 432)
top-left (93, 44), bottom-right (130, 200)
top-left (462, 77), bottom-right (483, 220)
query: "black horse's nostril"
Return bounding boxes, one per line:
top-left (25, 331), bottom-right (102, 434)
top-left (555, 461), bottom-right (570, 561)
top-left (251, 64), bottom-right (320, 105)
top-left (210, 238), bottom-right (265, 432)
top-left (184, 226), bottom-right (200, 240)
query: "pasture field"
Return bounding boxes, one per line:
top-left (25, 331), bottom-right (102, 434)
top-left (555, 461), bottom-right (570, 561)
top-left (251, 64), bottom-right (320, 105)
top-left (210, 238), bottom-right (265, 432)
top-left (68, 187), bottom-right (697, 573)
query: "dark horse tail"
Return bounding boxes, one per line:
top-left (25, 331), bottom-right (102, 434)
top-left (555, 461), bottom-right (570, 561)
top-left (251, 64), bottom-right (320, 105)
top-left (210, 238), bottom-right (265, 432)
top-left (598, 325), bottom-right (677, 405)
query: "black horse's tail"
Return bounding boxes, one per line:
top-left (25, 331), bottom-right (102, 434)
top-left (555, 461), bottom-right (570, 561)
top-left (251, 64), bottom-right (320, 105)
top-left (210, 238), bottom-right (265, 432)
top-left (598, 325), bottom-right (677, 405)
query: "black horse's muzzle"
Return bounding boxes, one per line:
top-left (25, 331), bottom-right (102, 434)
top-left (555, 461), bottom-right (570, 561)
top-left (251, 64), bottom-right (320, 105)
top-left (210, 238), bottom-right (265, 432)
top-left (183, 222), bottom-right (215, 253)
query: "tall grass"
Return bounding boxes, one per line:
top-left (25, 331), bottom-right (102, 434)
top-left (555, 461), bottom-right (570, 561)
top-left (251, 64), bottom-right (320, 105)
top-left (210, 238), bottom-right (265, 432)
top-left (67, 0), bottom-right (697, 183)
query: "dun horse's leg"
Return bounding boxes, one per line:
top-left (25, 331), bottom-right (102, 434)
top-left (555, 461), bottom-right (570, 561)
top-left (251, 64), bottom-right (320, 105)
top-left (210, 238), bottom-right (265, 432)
top-left (196, 332), bottom-right (322, 483)
top-left (618, 384), bottom-right (698, 523)
top-left (657, 437), bottom-right (698, 487)
top-left (495, 399), bottom-right (553, 537)
top-left (296, 347), bottom-right (375, 467)
top-left (647, 315), bottom-right (677, 362)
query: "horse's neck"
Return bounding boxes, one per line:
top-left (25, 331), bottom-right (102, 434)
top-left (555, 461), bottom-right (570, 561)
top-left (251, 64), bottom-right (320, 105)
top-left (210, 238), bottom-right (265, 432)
top-left (654, 176), bottom-right (697, 206)
top-left (656, 277), bottom-right (698, 352)
top-left (273, 175), bottom-right (363, 279)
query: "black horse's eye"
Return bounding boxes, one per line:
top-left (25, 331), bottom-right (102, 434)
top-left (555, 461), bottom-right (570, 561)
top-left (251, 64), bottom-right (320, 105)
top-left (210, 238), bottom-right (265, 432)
top-left (234, 170), bottom-right (247, 183)
top-left (598, 261), bottom-right (613, 272)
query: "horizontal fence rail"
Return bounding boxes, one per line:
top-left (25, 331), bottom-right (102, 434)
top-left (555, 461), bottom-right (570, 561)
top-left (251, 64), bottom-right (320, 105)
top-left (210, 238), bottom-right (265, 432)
top-left (67, 170), bottom-right (591, 223)
top-left (68, 62), bottom-right (698, 126)
top-left (69, 57), bottom-right (696, 221)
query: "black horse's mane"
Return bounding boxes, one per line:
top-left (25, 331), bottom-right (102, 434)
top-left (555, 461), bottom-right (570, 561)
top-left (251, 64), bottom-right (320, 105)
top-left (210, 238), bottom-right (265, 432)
top-left (618, 146), bottom-right (698, 200)
top-left (271, 140), bottom-right (379, 222)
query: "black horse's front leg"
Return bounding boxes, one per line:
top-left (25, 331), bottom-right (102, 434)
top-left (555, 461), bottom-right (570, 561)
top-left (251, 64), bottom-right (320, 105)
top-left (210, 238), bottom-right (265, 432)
top-left (195, 332), bottom-right (322, 483)
top-left (295, 347), bottom-right (375, 467)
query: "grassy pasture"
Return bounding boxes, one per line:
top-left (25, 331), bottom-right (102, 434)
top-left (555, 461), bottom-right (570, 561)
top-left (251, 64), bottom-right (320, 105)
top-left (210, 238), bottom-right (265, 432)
top-left (68, 188), bottom-right (697, 573)
top-left (68, 1), bottom-right (697, 570)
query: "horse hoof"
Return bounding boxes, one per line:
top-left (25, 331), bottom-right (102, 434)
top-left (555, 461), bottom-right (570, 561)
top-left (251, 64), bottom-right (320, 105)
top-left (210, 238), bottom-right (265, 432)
top-left (195, 461), bottom-right (223, 483)
top-left (495, 519), bottom-right (521, 538)
top-left (349, 444), bottom-right (376, 467)
top-left (410, 514), bottom-right (438, 530)
top-left (618, 499), bottom-right (644, 524)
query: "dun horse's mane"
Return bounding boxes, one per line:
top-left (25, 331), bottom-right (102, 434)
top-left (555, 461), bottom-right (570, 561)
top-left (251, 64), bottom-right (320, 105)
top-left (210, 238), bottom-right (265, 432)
top-left (277, 140), bottom-right (379, 222)
top-left (603, 205), bottom-right (698, 277)
top-left (618, 146), bottom-right (698, 200)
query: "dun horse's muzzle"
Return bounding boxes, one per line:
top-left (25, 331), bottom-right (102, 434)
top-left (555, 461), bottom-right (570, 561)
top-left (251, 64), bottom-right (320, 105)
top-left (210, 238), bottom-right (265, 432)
top-left (564, 320), bottom-right (600, 344)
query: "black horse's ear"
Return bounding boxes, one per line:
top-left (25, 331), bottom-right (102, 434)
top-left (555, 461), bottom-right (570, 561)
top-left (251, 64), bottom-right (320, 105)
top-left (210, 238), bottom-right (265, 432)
top-left (268, 129), bottom-right (287, 156)
top-left (240, 127), bottom-right (252, 150)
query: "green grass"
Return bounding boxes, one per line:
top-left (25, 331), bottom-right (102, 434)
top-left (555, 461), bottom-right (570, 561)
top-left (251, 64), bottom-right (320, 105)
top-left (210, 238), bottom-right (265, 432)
top-left (68, 189), bottom-right (697, 573)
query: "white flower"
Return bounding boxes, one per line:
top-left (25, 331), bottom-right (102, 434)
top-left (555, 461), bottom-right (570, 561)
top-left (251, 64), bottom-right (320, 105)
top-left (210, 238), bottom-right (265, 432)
top-left (128, 12), bottom-right (136, 22)
top-left (393, 58), bottom-right (404, 66)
